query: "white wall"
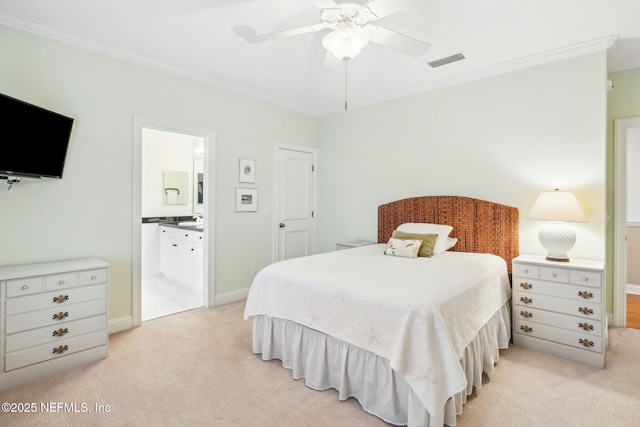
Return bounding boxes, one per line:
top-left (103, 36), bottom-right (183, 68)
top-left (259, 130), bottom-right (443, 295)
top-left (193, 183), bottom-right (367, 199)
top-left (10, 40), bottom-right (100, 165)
top-left (0, 25), bottom-right (317, 320)
top-left (316, 53), bottom-right (608, 263)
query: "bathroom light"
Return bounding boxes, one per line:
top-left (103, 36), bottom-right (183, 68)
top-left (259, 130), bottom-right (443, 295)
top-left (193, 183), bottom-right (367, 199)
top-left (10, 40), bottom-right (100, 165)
top-left (528, 189), bottom-right (588, 262)
top-left (322, 27), bottom-right (370, 61)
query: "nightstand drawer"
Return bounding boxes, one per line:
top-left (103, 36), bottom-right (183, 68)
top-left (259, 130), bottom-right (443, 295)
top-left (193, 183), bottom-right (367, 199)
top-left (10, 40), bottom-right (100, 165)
top-left (539, 267), bottom-right (568, 283)
top-left (514, 319), bottom-right (603, 353)
top-left (513, 264), bottom-right (538, 278)
top-left (513, 306), bottom-right (601, 336)
top-left (569, 270), bottom-right (602, 288)
top-left (513, 279), bottom-right (601, 303)
top-left (513, 290), bottom-right (601, 319)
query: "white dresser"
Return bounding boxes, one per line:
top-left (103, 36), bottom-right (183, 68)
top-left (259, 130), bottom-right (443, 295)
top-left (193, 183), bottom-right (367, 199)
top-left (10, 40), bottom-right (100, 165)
top-left (0, 258), bottom-right (108, 390)
top-left (512, 255), bottom-right (605, 367)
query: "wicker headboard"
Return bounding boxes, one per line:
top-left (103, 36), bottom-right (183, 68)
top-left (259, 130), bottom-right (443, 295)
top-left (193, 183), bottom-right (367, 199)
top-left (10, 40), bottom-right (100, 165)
top-left (378, 196), bottom-right (519, 273)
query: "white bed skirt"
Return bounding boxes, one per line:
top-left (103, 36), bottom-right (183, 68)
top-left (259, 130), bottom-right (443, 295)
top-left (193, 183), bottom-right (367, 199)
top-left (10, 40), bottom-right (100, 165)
top-left (252, 302), bottom-right (511, 427)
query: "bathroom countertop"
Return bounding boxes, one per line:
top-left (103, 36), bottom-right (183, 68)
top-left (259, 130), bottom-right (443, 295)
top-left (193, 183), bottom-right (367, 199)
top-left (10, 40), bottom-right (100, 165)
top-left (142, 216), bottom-right (204, 232)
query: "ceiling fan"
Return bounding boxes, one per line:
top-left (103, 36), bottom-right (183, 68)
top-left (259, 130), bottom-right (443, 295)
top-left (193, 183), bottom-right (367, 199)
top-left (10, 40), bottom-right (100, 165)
top-left (244, 0), bottom-right (431, 61)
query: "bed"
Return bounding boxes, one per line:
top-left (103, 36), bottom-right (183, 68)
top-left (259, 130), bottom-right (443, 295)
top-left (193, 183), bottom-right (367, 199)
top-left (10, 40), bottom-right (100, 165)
top-left (244, 196), bottom-right (519, 426)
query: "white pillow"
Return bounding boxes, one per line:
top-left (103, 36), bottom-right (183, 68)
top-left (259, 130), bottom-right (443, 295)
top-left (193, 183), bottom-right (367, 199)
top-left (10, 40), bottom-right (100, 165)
top-left (444, 237), bottom-right (458, 252)
top-left (384, 237), bottom-right (422, 258)
top-left (396, 223), bottom-right (453, 256)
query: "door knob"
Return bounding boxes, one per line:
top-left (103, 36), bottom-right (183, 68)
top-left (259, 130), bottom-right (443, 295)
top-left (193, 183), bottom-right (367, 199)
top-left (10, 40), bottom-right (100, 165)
top-left (279, 223), bottom-right (285, 228)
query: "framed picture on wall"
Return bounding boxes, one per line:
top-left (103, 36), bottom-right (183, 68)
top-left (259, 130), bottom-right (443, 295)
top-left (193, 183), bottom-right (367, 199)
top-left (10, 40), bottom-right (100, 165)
top-left (239, 158), bottom-right (255, 183)
top-left (235, 188), bottom-right (258, 212)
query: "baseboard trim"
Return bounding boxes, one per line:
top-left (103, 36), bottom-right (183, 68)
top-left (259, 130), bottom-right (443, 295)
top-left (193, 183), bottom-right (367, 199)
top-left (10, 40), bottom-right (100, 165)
top-left (215, 287), bottom-right (250, 306)
top-left (626, 284), bottom-right (640, 295)
top-left (108, 315), bottom-right (134, 334)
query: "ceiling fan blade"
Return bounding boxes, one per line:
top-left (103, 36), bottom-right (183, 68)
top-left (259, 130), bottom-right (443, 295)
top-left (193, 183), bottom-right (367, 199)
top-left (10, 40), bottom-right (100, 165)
top-left (363, 0), bottom-right (421, 20)
top-left (367, 25), bottom-right (430, 57)
top-left (308, 0), bottom-right (340, 10)
top-left (246, 23), bottom-right (329, 44)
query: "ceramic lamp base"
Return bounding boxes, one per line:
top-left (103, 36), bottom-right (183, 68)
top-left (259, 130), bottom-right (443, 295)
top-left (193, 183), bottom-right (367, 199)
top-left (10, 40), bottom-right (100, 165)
top-left (538, 221), bottom-right (576, 262)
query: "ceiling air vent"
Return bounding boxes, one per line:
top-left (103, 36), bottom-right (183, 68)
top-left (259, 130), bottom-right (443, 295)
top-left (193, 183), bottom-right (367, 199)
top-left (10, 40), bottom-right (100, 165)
top-left (428, 53), bottom-right (466, 68)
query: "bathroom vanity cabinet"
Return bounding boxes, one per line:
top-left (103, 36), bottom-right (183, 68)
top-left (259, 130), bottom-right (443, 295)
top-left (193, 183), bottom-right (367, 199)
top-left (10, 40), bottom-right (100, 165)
top-left (159, 225), bottom-right (203, 290)
top-left (0, 258), bottom-right (108, 390)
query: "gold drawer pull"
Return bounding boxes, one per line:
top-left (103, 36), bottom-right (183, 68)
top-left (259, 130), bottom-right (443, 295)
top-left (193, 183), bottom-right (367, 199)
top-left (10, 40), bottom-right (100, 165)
top-left (578, 323), bottom-right (594, 331)
top-left (520, 282), bottom-right (533, 290)
top-left (520, 297), bottom-right (533, 304)
top-left (53, 345), bottom-right (69, 354)
top-left (53, 328), bottom-right (69, 337)
top-left (53, 311), bottom-right (69, 320)
top-left (53, 294), bottom-right (69, 303)
top-left (578, 291), bottom-right (593, 299)
top-left (579, 339), bottom-right (594, 347)
top-left (520, 311), bottom-right (533, 318)
top-left (520, 325), bottom-right (533, 333)
top-left (578, 307), bottom-right (594, 315)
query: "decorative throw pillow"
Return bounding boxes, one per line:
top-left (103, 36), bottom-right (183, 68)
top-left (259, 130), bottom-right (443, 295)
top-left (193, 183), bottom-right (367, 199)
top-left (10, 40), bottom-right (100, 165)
top-left (384, 237), bottom-right (422, 258)
top-left (391, 230), bottom-right (438, 257)
top-left (396, 223), bottom-right (454, 256)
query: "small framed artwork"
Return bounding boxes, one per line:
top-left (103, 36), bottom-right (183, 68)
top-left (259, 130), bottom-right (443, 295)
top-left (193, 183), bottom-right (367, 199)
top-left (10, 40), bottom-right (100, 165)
top-left (235, 188), bottom-right (258, 212)
top-left (239, 158), bottom-right (255, 183)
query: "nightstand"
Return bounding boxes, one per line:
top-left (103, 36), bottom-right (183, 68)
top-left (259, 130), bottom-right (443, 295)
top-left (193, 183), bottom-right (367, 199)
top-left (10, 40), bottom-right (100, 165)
top-left (336, 240), bottom-right (377, 250)
top-left (512, 254), bottom-right (605, 368)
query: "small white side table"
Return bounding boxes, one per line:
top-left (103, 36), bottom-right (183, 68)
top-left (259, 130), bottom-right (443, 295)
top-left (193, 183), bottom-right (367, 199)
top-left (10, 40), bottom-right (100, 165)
top-left (336, 240), bottom-right (377, 250)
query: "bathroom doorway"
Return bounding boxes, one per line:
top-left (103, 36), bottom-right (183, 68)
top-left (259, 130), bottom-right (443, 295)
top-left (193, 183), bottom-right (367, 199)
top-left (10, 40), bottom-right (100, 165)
top-left (132, 117), bottom-right (216, 327)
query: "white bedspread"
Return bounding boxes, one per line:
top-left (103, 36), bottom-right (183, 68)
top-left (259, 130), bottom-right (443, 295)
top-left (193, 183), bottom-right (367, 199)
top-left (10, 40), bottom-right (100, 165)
top-left (243, 244), bottom-right (511, 419)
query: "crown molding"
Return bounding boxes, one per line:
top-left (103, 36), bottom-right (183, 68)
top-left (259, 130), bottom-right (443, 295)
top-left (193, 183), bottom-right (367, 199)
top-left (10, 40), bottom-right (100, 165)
top-left (322, 35), bottom-right (619, 115)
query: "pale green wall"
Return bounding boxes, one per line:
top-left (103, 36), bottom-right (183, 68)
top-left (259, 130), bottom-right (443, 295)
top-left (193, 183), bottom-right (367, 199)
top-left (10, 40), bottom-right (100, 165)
top-left (606, 67), bottom-right (640, 312)
top-left (317, 53), bottom-right (608, 265)
top-left (0, 25), bottom-right (317, 320)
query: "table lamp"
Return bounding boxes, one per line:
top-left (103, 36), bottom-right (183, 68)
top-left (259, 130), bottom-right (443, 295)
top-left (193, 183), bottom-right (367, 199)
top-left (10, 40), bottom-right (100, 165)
top-left (528, 188), bottom-right (588, 262)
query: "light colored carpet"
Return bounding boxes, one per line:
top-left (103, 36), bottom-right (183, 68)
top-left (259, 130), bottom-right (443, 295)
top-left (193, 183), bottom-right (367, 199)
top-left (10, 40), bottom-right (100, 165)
top-left (1, 300), bottom-right (639, 426)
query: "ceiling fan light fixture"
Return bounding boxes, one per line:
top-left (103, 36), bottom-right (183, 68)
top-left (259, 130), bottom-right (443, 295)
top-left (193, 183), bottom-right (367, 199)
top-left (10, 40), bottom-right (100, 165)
top-left (322, 27), bottom-right (370, 61)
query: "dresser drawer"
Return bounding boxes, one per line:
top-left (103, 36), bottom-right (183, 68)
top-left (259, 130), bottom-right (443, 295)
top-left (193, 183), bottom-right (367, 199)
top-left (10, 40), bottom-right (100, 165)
top-left (45, 272), bottom-right (77, 292)
top-left (6, 284), bottom-right (107, 316)
top-left (5, 299), bottom-right (107, 334)
top-left (512, 264), bottom-right (538, 279)
top-left (569, 270), bottom-right (602, 288)
top-left (514, 319), bottom-right (603, 353)
top-left (5, 277), bottom-right (44, 297)
top-left (513, 306), bottom-right (601, 336)
top-left (513, 278), bottom-right (601, 304)
top-left (513, 290), bottom-right (601, 319)
top-left (78, 268), bottom-right (108, 286)
top-left (5, 330), bottom-right (107, 371)
top-left (5, 315), bottom-right (107, 353)
top-left (539, 266), bottom-right (568, 283)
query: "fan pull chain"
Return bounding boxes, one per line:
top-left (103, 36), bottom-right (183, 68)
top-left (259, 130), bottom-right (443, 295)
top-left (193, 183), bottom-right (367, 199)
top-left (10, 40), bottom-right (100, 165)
top-left (344, 58), bottom-right (349, 111)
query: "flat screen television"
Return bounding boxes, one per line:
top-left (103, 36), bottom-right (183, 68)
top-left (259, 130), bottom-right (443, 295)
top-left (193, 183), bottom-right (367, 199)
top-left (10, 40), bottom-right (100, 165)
top-left (0, 93), bottom-right (74, 179)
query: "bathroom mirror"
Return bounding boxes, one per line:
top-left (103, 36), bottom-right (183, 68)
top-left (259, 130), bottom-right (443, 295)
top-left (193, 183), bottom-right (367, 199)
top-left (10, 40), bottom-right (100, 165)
top-left (193, 158), bottom-right (204, 214)
top-left (163, 171), bottom-right (188, 205)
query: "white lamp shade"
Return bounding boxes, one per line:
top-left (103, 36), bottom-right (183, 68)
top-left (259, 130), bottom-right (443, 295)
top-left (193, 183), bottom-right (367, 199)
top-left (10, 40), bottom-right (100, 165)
top-left (529, 189), bottom-right (587, 262)
top-left (528, 189), bottom-right (587, 222)
top-left (322, 28), bottom-right (370, 61)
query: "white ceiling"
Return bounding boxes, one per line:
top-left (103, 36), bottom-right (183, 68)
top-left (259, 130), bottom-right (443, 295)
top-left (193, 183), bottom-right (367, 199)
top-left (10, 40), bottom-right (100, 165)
top-left (1, 0), bottom-right (639, 116)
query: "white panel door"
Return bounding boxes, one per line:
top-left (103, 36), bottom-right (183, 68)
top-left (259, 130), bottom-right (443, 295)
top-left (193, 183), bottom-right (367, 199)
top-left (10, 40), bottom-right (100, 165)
top-left (277, 148), bottom-right (315, 261)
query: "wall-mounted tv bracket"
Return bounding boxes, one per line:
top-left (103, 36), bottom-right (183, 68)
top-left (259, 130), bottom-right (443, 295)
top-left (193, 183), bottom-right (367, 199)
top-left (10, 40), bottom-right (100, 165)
top-left (0, 175), bottom-right (22, 190)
